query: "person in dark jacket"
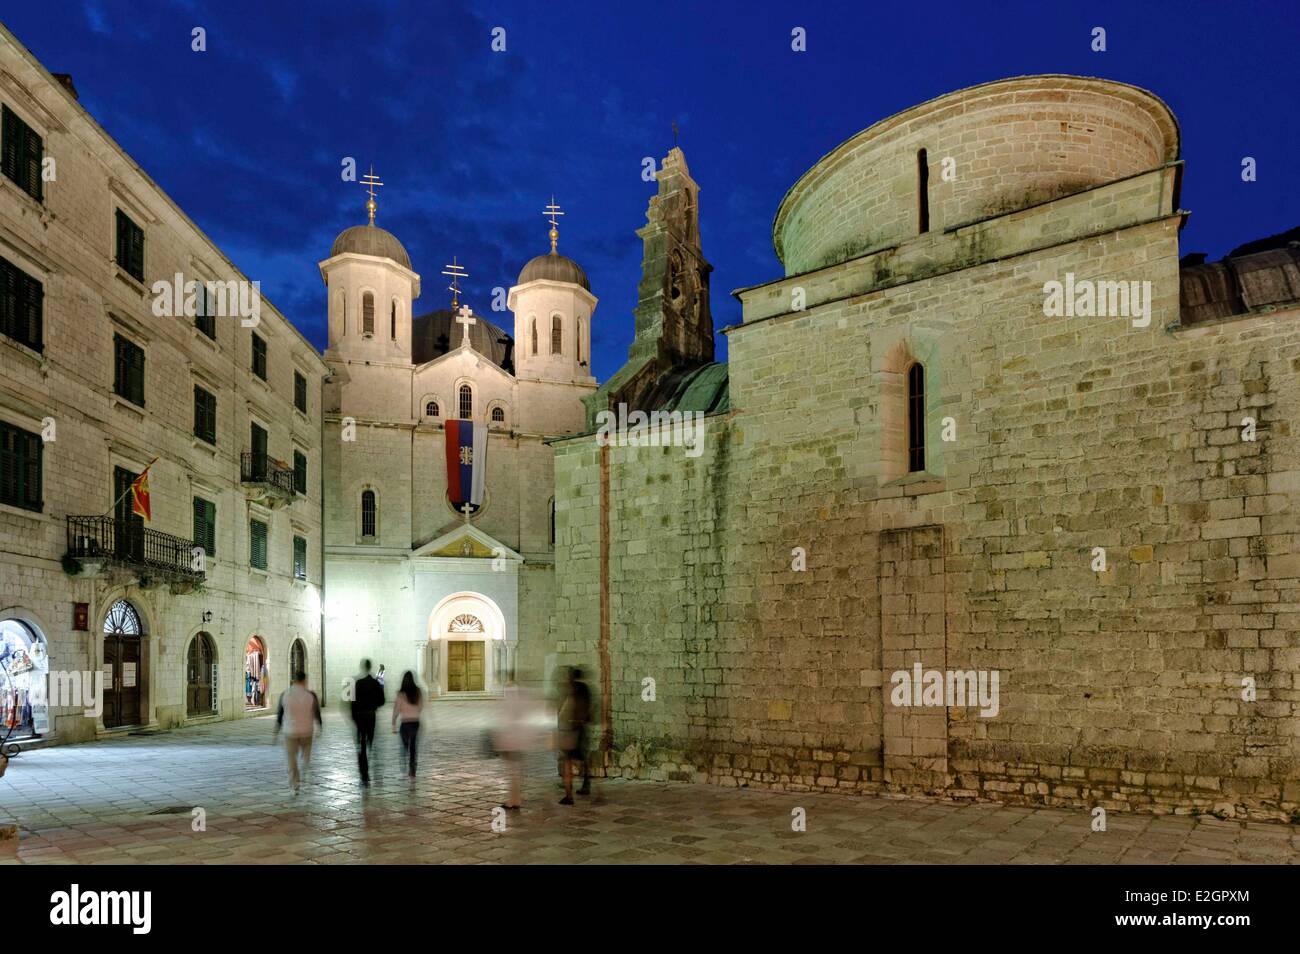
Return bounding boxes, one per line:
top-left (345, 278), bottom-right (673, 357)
top-left (558, 666), bottom-right (592, 805)
top-left (350, 658), bottom-right (385, 788)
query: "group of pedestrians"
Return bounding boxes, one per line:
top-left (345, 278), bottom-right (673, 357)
top-left (274, 660), bottom-right (593, 807)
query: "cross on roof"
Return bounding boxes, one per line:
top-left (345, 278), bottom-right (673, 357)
top-left (461, 501), bottom-right (474, 523)
top-left (441, 256), bottom-right (468, 308)
top-left (361, 165), bottom-right (383, 225)
top-left (455, 304), bottom-right (476, 347)
top-left (544, 197), bottom-right (564, 253)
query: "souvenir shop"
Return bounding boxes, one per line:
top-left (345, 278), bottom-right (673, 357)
top-left (1, 619), bottom-right (50, 741)
top-left (244, 635), bottom-right (269, 709)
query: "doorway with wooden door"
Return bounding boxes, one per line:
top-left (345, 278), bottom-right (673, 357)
top-left (102, 599), bottom-right (144, 728)
top-left (446, 640), bottom-right (485, 692)
top-left (186, 632), bottom-right (216, 717)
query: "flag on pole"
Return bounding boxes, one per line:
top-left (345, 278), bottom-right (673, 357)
top-left (130, 460), bottom-right (156, 521)
top-left (444, 419), bottom-right (487, 508)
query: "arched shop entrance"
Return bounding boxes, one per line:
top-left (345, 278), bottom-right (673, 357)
top-left (290, 638), bottom-right (307, 680)
top-left (244, 636), bottom-right (269, 709)
top-left (0, 618), bottom-right (50, 743)
top-left (186, 632), bottom-right (217, 717)
top-left (103, 599), bottom-right (145, 728)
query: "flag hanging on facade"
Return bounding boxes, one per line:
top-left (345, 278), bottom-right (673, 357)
top-left (444, 419), bottom-right (487, 508)
top-left (130, 460), bottom-right (155, 521)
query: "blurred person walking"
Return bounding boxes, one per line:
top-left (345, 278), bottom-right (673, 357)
top-left (391, 670), bottom-right (423, 780)
top-left (351, 658), bottom-right (385, 789)
top-left (495, 679), bottom-right (534, 810)
top-left (274, 670), bottom-right (321, 795)
top-left (557, 666), bottom-right (592, 805)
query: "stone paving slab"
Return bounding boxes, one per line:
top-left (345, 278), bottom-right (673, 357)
top-left (1, 702), bottom-right (1296, 865)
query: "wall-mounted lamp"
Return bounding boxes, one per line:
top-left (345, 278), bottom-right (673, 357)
top-left (201, 611), bottom-right (213, 624)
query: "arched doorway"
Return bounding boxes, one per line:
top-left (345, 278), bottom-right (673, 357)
top-left (0, 618), bottom-right (50, 741)
top-left (186, 632), bottom-right (216, 717)
top-left (290, 638), bottom-right (307, 680)
top-left (103, 599), bottom-right (144, 728)
top-left (244, 636), bottom-right (269, 710)
top-left (425, 592), bottom-right (510, 696)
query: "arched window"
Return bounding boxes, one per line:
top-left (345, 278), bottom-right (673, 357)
top-left (425, 400), bottom-right (439, 418)
top-left (551, 315), bottom-right (562, 354)
top-left (577, 317), bottom-right (584, 364)
top-left (917, 148), bottom-right (930, 234)
top-left (362, 292), bottom-right (375, 335)
top-left (491, 406), bottom-right (505, 424)
top-left (907, 362), bottom-right (926, 473)
top-left (360, 490), bottom-right (377, 538)
top-left (390, 300), bottom-right (397, 339)
top-left (104, 599), bottom-right (142, 635)
top-left (458, 384), bottom-right (472, 419)
top-left (530, 318), bottom-right (538, 356)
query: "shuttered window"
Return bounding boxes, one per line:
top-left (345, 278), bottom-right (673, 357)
top-left (192, 496), bottom-right (216, 556)
top-left (0, 255), bottom-right (43, 352)
top-left (1, 105), bottom-right (43, 202)
top-left (195, 283), bottom-right (215, 339)
top-left (551, 315), bottom-right (562, 354)
top-left (115, 209), bottom-right (144, 282)
top-left (293, 535), bottom-right (307, 580)
top-left (251, 332), bottom-right (266, 380)
top-left (193, 385), bottom-right (217, 444)
top-left (294, 370), bottom-right (307, 413)
top-left (362, 292), bottom-right (374, 335)
top-left (0, 420), bottom-right (42, 511)
top-left (293, 449), bottom-right (307, 495)
top-left (113, 333), bottom-right (145, 406)
top-left (249, 518), bottom-right (268, 570)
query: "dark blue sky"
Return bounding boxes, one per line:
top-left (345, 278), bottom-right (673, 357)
top-left (8, 1), bottom-right (1298, 378)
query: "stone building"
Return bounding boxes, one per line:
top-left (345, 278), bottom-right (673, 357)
top-left (0, 24), bottom-right (327, 745)
top-left (320, 205), bottom-right (596, 701)
top-left (552, 75), bottom-right (1300, 818)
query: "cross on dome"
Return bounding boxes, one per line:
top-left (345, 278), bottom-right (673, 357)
top-left (455, 304), bottom-right (476, 347)
top-left (544, 197), bottom-right (564, 253)
top-left (361, 165), bottom-right (383, 225)
top-left (441, 256), bottom-right (469, 308)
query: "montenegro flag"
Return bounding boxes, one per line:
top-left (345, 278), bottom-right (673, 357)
top-left (130, 459), bottom-right (156, 522)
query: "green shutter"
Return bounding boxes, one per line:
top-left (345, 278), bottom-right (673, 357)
top-left (0, 421), bottom-right (42, 511)
top-left (293, 535), bottom-right (307, 580)
top-left (294, 450), bottom-right (306, 494)
top-left (193, 496), bottom-right (216, 556)
top-left (250, 519), bottom-right (267, 570)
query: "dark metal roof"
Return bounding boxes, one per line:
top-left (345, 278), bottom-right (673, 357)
top-left (330, 224), bottom-right (412, 269)
top-left (639, 361), bottom-right (729, 414)
top-left (517, 251), bottom-right (590, 291)
top-left (412, 308), bottom-right (514, 370)
top-left (1180, 230), bottom-right (1300, 325)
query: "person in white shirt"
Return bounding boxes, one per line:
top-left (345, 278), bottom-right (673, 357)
top-left (274, 670), bottom-right (321, 794)
top-left (391, 671), bottom-right (423, 779)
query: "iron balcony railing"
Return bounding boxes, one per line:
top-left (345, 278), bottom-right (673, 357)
top-left (240, 451), bottom-right (296, 495)
top-left (65, 516), bottom-right (204, 580)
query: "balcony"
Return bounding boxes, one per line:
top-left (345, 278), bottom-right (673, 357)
top-left (65, 516), bottom-right (205, 590)
top-left (240, 451), bottom-right (296, 507)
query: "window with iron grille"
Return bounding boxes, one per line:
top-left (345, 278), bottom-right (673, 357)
top-left (360, 490), bottom-right (376, 538)
top-left (0, 419), bottom-right (42, 511)
top-left (113, 333), bottom-right (145, 406)
top-left (249, 518), bottom-right (268, 570)
top-left (907, 362), bottom-right (926, 473)
top-left (551, 315), bottom-right (562, 354)
top-left (0, 254), bottom-right (43, 352)
top-left (425, 401), bottom-right (439, 418)
top-left (2, 105), bottom-right (43, 202)
top-left (195, 283), bottom-right (215, 339)
top-left (294, 370), bottom-right (307, 413)
top-left (293, 449), bottom-right (307, 495)
top-left (193, 385), bottom-right (217, 444)
top-left (192, 496), bottom-right (216, 556)
top-left (251, 332), bottom-right (267, 380)
top-left (115, 209), bottom-right (144, 282)
top-left (458, 384), bottom-right (472, 419)
top-left (293, 535), bottom-right (307, 580)
top-left (491, 406), bottom-right (504, 424)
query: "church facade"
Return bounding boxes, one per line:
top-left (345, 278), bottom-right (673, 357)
top-left (319, 207), bottom-right (596, 701)
top-left (552, 76), bottom-right (1300, 818)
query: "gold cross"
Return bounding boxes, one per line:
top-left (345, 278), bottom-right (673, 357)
top-left (544, 197), bottom-right (563, 253)
top-left (361, 166), bottom-right (383, 224)
top-left (441, 256), bottom-right (468, 308)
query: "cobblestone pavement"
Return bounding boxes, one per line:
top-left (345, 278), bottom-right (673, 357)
top-left (1, 702), bottom-right (1297, 864)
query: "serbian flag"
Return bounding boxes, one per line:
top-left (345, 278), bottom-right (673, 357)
top-left (444, 419), bottom-right (487, 508)
top-left (130, 458), bottom-right (157, 522)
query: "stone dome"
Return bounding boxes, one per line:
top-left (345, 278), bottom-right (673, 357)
top-left (517, 251), bottom-right (590, 291)
top-left (330, 224), bottom-right (411, 269)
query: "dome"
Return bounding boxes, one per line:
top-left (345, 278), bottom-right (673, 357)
top-left (412, 309), bottom-right (514, 370)
top-left (330, 224), bottom-right (411, 269)
top-left (517, 251), bottom-right (590, 291)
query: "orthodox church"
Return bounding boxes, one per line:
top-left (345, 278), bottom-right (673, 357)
top-left (319, 189), bottom-right (597, 701)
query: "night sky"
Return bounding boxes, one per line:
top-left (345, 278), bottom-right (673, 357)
top-left (6, 1), bottom-right (1297, 379)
